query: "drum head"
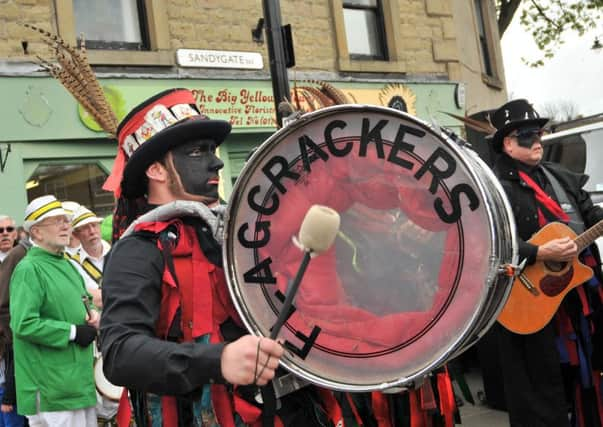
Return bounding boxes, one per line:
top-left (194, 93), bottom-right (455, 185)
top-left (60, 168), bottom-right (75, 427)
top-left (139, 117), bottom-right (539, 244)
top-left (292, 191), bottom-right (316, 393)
top-left (95, 357), bottom-right (123, 401)
top-left (224, 105), bottom-right (515, 391)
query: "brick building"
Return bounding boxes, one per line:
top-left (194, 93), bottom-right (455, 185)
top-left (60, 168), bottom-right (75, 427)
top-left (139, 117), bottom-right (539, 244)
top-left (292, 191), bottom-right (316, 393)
top-left (0, 0), bottom-right (507, 219)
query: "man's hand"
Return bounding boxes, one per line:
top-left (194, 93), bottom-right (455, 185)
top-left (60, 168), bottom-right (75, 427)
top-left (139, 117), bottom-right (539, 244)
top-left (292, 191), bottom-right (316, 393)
top-left (536, 237), bottom-right (578, 262)
top-left (89, 288), bottom-right (103, 309)
top-left (86, 309), bottom-right (100, 329)
top-left (1, 404), bottom-right (13, 413)
top-left (220, 335), bottom-right (284, 386)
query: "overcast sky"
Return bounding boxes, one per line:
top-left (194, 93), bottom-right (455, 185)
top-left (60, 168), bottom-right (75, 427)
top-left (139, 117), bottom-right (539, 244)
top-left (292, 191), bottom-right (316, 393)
top-left (500, 9), bottom-right (602, 117)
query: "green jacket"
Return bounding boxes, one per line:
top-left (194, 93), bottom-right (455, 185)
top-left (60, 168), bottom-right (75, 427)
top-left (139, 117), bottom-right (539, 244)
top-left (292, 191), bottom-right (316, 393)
top-left (9, 247), bottom-right (96, 415)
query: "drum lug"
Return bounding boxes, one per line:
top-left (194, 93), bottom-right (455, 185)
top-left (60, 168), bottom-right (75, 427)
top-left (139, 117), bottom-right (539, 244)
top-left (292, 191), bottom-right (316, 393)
top-left (497, 259), bottom-right (527, 278)
top-left (440, 126), bottom-right (472, 148)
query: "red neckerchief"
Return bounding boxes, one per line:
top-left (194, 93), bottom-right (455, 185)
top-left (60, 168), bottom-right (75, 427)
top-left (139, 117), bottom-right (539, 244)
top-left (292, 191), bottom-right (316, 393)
top-left (518, 170), bottom-right (570, 226)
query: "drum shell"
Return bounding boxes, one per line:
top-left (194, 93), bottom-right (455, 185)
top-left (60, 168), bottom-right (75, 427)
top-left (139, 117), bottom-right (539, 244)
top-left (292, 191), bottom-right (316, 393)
top-left (224, 104), bottom-right (517, 391)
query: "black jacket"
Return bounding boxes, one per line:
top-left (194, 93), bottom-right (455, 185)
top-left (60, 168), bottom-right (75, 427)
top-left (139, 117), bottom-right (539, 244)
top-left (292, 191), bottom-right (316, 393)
top-left (99, 231), bottom-right (226, 396)
top-left (492, 154), bottom-right (603, 267)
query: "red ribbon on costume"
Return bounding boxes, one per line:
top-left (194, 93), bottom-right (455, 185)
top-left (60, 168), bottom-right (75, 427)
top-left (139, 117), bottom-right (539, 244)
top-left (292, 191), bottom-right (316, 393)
top-left (116, 389), bottom-right (132, 427)
top-left (371, 392), bottom-right (392, 427)
top-left (409, 389), bottom-right (426, 427)
top-left (518, 171), bottom-right (570, 226)
top-left (437, 370), bottom-right (456, 427)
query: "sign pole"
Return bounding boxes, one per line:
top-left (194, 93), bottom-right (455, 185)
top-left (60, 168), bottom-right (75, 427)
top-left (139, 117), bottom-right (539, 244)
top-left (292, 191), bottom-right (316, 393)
top-left (262, 0), bottom-right (290, 127)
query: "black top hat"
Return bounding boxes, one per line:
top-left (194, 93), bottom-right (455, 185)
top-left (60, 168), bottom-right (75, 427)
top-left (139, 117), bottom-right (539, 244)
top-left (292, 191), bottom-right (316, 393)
top-left (103, 88), bottom-right (232, 198)
top-left (489, 99), bottom-right (548, 152)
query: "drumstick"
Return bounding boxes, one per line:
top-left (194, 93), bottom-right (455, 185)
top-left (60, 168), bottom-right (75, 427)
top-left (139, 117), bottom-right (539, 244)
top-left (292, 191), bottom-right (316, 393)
top-left (270, 205), bottom-right (340, 339)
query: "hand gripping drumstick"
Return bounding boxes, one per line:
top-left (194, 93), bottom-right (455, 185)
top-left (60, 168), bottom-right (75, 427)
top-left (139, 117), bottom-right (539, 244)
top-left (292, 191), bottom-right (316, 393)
top-left (269, 205), bottom-right (341, 339)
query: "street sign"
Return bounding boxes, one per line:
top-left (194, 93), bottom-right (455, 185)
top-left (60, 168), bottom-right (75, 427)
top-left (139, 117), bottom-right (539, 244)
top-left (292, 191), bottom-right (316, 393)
top-left (176, 49), bottom-right (264, 70)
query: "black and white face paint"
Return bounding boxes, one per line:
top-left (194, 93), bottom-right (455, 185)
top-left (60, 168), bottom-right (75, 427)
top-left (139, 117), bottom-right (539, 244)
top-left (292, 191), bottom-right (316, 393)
top-left (512, 126), bottom-right (544, 148)
top-left (170, 139), bottom-right (224, 200)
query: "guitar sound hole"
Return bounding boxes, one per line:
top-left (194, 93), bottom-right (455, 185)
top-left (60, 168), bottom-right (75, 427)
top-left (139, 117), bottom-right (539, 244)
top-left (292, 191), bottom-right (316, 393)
top-left (544, 261), bottom-right (567, 272)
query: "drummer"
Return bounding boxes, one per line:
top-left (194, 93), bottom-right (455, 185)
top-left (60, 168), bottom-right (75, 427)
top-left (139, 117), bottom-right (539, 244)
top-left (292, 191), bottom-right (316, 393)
top-left (489, 99), bottom-right (603, 426)
top-left (99, 89), bottom-right (345, 426)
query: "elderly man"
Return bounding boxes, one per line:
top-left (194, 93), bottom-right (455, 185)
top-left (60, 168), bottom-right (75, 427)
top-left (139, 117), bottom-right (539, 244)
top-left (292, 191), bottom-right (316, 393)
top-left (0, 216), bottom-right (17, 264)
top-left (490, 99), bottom-right (603, 427)
top-left (10, 195), bottom-right (100, 427)
top-left (68, 205), bottom-right (109, 309)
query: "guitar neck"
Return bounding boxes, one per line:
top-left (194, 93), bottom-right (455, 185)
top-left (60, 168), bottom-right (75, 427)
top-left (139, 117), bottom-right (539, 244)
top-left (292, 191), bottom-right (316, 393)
top-left (575, 219), bottom-right (603, 252)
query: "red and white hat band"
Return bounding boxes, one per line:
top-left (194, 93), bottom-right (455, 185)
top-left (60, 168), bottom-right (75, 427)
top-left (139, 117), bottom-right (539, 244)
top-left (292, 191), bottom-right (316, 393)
top-left (117, 90), bottom-right (204, 158)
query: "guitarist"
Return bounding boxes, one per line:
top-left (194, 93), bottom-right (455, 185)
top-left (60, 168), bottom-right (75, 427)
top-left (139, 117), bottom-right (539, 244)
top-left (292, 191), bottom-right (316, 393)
top-left (489, 99), bottom-right (603, 427)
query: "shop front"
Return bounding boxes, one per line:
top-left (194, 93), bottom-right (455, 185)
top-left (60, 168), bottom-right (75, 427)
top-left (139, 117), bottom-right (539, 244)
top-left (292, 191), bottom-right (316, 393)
top-left (0, 76), bottom-right (463, 222)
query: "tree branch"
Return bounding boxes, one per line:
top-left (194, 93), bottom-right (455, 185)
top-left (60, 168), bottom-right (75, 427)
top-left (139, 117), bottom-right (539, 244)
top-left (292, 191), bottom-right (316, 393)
top-left (530, 0), bottom-right (564, 32)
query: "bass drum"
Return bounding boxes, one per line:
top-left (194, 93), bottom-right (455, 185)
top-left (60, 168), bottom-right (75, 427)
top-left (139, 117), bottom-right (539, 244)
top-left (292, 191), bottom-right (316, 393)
top-left (224, 105), bottom-right (517, 392)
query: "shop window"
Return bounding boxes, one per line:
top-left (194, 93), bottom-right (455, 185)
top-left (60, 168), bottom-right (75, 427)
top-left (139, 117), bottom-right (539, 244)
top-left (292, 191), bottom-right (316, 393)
top-left (55, 0), bottom-right (172, 66)
top-left (26, 163), bottom-right (114, 217)
top-left (473, 0), bottom-right (503, 88)
top-left (331, 0), bottom-right (404, 73)
top-left (73, 0), bottom-right (148, 51)
top-left (343, 0), bottom-right (387, 60)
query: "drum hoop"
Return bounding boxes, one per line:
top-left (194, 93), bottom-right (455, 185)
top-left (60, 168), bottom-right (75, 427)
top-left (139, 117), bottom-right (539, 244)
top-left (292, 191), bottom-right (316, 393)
top-left (223, 104), bottom-right (517, 390)
top-left (94, 357), bottom-right (123, 401)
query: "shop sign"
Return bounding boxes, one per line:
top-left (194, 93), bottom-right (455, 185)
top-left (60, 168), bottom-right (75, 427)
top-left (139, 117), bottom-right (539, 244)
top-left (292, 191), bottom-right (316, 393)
top-left (176, 49), bottom-right (264, 70)
top-left (191, 87), bottom-right (276, 127)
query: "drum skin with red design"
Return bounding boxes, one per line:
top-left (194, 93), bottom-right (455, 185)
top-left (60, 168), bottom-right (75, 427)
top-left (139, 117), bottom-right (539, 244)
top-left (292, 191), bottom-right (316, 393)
top-left (223, 105), bottom-right (517, 392)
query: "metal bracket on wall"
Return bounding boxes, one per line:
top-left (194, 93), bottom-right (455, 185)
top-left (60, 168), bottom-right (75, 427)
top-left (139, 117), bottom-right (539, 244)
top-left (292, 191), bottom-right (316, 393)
top-left (0, 144), bottom-right (11, 173)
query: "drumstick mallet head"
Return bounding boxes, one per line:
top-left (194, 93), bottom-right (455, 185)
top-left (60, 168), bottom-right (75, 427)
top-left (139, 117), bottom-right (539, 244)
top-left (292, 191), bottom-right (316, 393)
top-left (270, 205), bottom-right (340, 339)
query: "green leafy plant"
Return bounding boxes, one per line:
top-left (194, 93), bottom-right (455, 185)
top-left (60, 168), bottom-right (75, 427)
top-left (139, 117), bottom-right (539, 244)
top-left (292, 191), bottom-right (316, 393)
top-left (496, 0), bottom-right (602, 67)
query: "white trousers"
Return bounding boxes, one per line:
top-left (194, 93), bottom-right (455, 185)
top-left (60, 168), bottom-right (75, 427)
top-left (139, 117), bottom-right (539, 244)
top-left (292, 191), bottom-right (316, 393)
top-left (27, 406), bottom-right (96, 427)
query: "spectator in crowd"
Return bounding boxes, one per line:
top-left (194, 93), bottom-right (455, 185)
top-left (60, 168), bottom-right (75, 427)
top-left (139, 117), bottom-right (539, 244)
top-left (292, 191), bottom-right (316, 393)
top-left (67, 206), bottom-right (109, 309)
top-left (10, 195), bottom-right (99, 426)
top-left (67, 205), bottom-right (117, 421)
top-left (0, 217), bottom-right (17, 264)
top-left (62, 202), bottom-right (81, 257)
top-left (0, 218), bottom-right (27, 427)
top-left (14, 227), bottom-right (28, 246)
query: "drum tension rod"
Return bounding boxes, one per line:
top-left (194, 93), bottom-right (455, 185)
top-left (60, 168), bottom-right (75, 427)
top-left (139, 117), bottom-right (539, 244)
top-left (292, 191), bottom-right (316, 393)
top-left (498, 259), bottom-right (526, 278)
top-left (498, 259), bottom-right (540, 296)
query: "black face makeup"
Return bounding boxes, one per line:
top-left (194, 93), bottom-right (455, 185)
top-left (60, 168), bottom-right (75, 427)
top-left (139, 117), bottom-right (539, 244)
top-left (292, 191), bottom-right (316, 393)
top-left (512, 126), bottom-right (543, 148)
top-left (170, 139), bottom-right (224, 200)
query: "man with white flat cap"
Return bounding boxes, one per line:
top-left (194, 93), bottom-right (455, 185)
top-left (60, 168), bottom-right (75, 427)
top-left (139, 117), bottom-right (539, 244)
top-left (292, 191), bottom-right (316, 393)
top-left (68, 205), bottom-right (110, 309)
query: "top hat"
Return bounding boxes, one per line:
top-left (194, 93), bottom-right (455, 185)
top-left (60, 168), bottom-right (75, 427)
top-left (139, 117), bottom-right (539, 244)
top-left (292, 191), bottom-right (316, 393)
top-left (24, 195), bottom-right (73, 232)
top-left (103, 88), bottom-right (232, 198)
top-left (489, 99), bottom-right (548, 152)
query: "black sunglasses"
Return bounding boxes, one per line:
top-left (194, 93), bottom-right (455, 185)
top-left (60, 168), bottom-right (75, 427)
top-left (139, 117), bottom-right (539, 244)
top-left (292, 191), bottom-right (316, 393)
top-left (0, 226), bottom-right (15, 233)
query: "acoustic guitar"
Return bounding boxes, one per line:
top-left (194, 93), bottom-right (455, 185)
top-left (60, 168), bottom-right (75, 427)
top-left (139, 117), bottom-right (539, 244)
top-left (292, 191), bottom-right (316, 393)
top-left (498, 219), bottom-right (603, 334)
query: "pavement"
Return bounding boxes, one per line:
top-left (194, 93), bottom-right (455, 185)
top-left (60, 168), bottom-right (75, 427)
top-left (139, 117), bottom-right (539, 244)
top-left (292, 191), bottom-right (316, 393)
top-left (455, 367), bottom-right (510, 426)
